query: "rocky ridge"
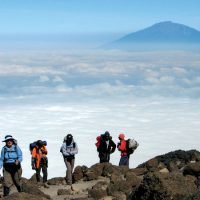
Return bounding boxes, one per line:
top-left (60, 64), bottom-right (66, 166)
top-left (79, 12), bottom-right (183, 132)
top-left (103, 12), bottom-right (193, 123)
top-left (0, 149), bottom-right (200, 200)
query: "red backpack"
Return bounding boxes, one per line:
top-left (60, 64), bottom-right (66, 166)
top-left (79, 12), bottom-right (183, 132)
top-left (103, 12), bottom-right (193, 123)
top-left (95, 136), bottom-right (101, 148)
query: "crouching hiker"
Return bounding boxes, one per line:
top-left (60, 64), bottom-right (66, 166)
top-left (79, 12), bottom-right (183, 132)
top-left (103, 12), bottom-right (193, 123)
top-left (0, 135), bottom-right (23, 197)
top-left (60, 134), bottom-right (78, 188)
top-left (31, 140), bottom-right (49, 188)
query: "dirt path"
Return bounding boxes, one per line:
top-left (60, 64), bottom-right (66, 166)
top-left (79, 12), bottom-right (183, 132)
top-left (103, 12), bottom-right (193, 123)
top-left (40, 177), bottom-right (109, 200)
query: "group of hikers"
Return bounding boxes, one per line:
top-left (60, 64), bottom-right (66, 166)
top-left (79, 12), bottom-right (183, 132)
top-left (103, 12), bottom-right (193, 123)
top-left (96, 131), bottom-right (138, 166)
top-left (0, 131), bottom-right (138, 197)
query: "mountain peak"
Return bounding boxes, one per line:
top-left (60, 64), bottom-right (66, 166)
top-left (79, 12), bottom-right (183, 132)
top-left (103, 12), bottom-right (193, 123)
top-left (108, 21), bottom-right (200, 49)
top-left (112, 21), bottom-right (200, 47)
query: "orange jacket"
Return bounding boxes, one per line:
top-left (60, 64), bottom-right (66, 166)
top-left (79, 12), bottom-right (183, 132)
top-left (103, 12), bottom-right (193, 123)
top-left (118, 140), bottom-right (128, 156)
top-left (32, 146), bottom-right (47, 168)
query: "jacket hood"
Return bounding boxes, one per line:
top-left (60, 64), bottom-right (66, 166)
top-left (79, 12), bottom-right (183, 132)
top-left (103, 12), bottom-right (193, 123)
top-left (119, 133), bottom-right (125, 140)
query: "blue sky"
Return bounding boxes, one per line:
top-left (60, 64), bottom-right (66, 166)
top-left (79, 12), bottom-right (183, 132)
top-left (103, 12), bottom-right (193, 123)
top-left (0, 0), bottom-right (200, 35)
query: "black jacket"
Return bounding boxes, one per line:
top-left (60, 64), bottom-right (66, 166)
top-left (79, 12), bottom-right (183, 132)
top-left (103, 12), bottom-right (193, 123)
top-left (97, 135), bottom-right (116, 162)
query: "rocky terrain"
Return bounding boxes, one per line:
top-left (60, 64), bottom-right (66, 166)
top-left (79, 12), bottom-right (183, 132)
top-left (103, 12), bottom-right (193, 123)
top-left (0, 149), bottom-right (200, 200)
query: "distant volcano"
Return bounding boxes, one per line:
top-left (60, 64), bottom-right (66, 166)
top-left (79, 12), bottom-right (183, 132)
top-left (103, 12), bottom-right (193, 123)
top-left (107, 21), bottom-right (200, 50)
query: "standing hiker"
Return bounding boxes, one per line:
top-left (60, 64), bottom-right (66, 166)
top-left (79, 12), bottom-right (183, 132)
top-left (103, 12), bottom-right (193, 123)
top-left (97, 131), bottom-right (116, 163)
top-left (117, 133), bottom-right (129, 167)
top-left (0, 135), bottom-right (23, 197)
top-left (60, 134), bottom-right (78, 187)
top-left (31, 140), bottom-right (49, 188)
top-left (117, 133), bottom-right (139, 167)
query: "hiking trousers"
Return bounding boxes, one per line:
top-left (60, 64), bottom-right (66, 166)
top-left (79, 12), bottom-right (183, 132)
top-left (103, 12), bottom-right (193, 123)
top-left (64, 158), bottom-right (75, 185)
top-left (3, 166), bottom-right (22, 196)
top-left (119, 155), bottom-right (129, 167)
top-left (36, 165), bottom-right (48, 183)
top-left (99, 152), bottom-right (110, 163)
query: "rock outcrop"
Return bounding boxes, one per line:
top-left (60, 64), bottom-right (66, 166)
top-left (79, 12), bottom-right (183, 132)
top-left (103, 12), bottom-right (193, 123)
top-left (0, 149), bottom-right (199, 200)
top-left (131, 172), bottom-right (197, 200)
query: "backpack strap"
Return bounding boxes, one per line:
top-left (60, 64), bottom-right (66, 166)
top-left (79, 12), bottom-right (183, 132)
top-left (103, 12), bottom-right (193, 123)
top-left (3, 145), bottom-right (18, 161)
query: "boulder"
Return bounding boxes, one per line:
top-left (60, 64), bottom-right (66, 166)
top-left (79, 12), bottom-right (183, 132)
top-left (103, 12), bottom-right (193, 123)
top-left (3, 192), bottom-right (49, 200)
top-left (73, 166), bottom-right (84, 182)
top-left (28, 173), bottom-right (42, 184)
top-left (47, 177), bottom-right (65, 185)
top-left (81, 165), bottom-right (89, 176)
top-left (145, 158), bottom-right (159, 171)
top-left (131, 172), bottom-right (198, 200)
top-left (184, 191), bottom-right (200, 200)
top-left (85, 170), bottom-right (99, 181)
top-left (137, 150), bottom-right (200, 173)
top-left (183, 162), bottom-right (200, 177)
top-left (90, 163), bottom-right (106, 177)
top-left (159, 168), bottom-right (169, 173)
top-left (88, 181), bottom-right (108, 199)
top-left (125, 171), bottom-right (141, 186)
top-left (129, 168), bottom-right (148, 176)
top-left (83, 163), bottom-right (112, 181)
top-left (108, 172), bottom-right (140, 197)
top-left (22, 182), bottom-right (51, 199)
top-left (108, 177), bottom-right (140, 197)
top-left (166, 161), bottom-right (179, 172)
top-left (110, 173), bottom-right (124, 184)
top-left (112, 191), bottom-right (126, 200)
top-left (102, 164), bottom-right (120, 178)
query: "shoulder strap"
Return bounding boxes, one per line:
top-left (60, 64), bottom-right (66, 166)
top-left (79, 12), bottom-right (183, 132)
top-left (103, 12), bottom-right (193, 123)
top-left (4, 145), bottom-right (18, 157)
top-left (15, 144), bottom-right (18, 159)
top-left (3, 146), bottom-right (7, 156)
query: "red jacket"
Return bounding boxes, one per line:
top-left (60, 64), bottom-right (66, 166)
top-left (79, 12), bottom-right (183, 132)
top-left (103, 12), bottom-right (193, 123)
top-left (118, 140), bottom-right (128, 156)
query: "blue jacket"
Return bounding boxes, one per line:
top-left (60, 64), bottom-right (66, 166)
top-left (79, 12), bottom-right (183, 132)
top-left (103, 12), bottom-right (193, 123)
top-left (0, 145), bottom-right (23, 169)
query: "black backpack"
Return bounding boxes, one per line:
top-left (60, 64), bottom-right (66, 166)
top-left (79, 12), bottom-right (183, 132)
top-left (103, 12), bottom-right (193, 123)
top-left (29, 141), bottom-right (47, 153)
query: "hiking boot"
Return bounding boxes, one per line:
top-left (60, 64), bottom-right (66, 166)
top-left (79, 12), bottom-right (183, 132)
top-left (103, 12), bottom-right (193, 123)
top-left (66, 182), bottom-right (72, 186)
top-left (37, 182), bottom-right (43, 187)
top-left (16, 185), bottom-right (23, 192)
top-left (70, 185), bottom-right (75, 191)
top-left (43, 182), bottom-right (49, 188)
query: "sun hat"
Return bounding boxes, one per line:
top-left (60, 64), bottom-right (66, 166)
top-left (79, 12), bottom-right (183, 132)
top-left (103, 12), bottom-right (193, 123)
top-left (2, 135), bottom-right (16, 142)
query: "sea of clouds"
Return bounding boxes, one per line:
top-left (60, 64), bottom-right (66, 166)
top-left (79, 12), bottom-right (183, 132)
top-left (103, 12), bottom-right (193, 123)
top-left (0, 49), bottom-right (200, 178)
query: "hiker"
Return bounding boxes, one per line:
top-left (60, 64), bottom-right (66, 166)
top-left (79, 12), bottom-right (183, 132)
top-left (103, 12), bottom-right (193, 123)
top-left (31, 140), bottom-right (49, 188)
top-left (97, 131), bottom-right (116, 163)
top-left (0, 135), bottom-right (23, 197)
top-left (117, 133), bottom-right (129, 167)
top-left (118, 133), bottom-right (139, 167)
top-left (60, 134), bottom-right (78, 187)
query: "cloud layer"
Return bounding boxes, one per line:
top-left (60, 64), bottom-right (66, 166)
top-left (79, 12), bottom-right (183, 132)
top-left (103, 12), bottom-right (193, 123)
top-left (0, 50), bottom-right (200, 101)
top-left (0, 98), bottom-right (199, 178)
top-left (0, 49), bottom-right (200, 178)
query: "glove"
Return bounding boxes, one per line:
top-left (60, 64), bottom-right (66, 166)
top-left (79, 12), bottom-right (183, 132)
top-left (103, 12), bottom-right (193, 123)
top-left (31, 157), bottom-right (36, 169)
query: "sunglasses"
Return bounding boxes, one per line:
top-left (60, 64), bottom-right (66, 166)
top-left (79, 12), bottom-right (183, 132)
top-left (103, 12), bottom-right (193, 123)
top-left (6, 140), bottom-right (14, 142)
